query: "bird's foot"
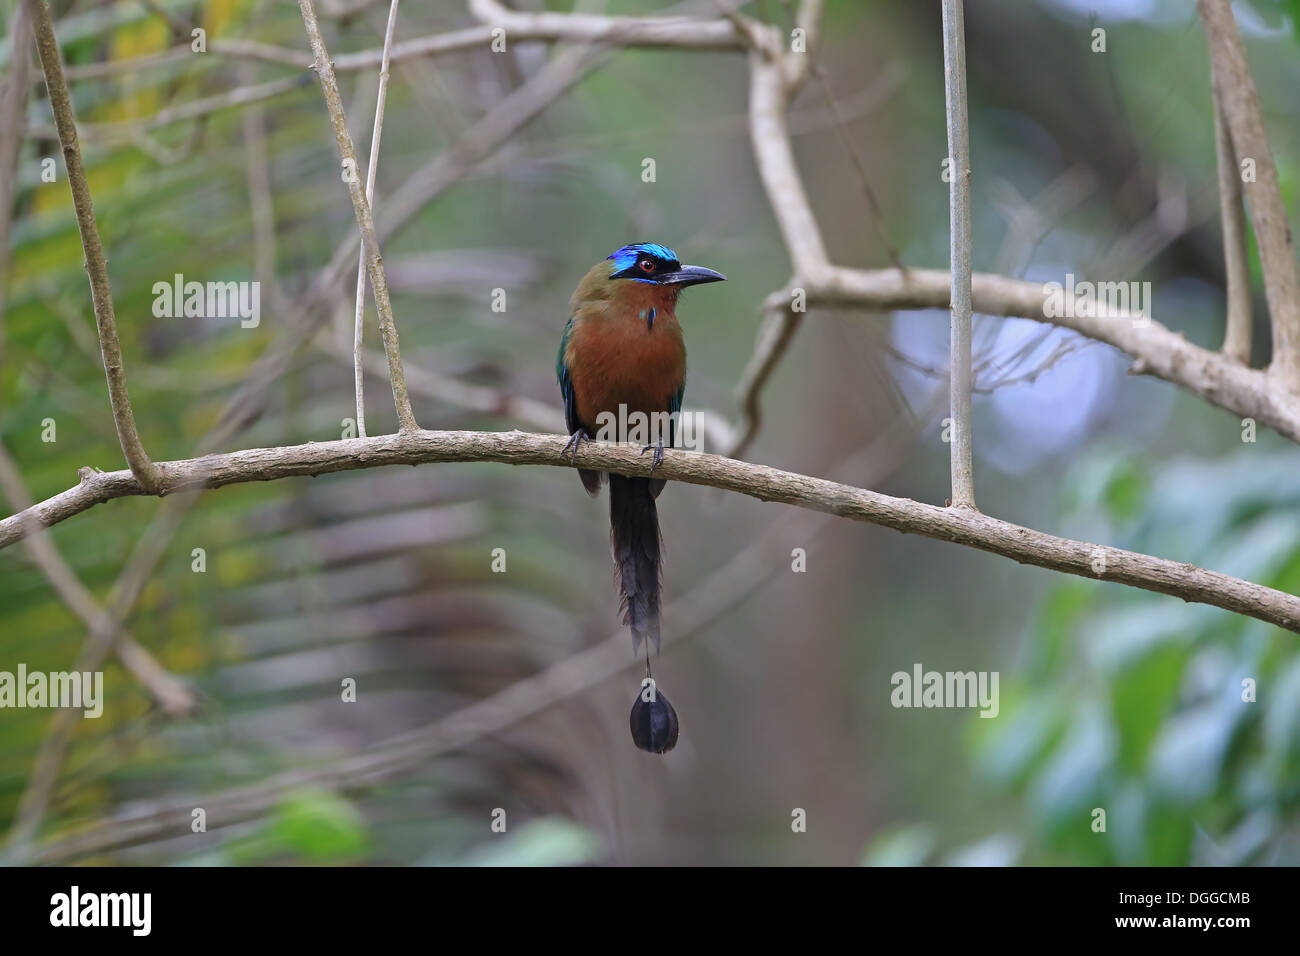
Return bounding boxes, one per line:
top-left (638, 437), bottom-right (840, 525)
top-left (640, 438), bottom-right (665, 475)
top-left (562, 429), bottom-right (589, 463)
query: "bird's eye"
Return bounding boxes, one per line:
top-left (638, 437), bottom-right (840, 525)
top-left (639, 259), bottom-right (656, 273)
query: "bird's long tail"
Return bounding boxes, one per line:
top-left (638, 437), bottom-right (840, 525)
top-left (609, 474), bottom-right (662, 654)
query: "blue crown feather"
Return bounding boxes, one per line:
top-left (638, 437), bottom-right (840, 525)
top-left (607, 242), bottom-right (679, 275)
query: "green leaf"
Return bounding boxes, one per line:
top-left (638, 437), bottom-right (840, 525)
top-left (975, 693), bottom-right (1067, 790)
top-left (1030, 703), bottom-right (1114, 825)
top-left (1102, 461), bottom-right (1147, 524)
top-left (1144, 805), bottom-right (1194, 866)
top-left (1110, 643), bottom-right (1189, 773)
top-left (1244, 0), bottom-right (1287, 28)
top-left (1262, 657), bottom-right (1300, 780)
top-left (264, 789), bottom-right (370, 863)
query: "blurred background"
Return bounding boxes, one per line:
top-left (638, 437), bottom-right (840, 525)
top-left (1, 0), bottom-right (1300, 865)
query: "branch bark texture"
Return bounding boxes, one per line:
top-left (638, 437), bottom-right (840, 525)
top-left (26, 0), bottom-right (162, 492)
top-left (1, 429), bottom-right (1298, 634)
top-left (1198, 0), bottom-right (1300, 388)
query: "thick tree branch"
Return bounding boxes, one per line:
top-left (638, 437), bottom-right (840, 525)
top-left (806, 266), bottom-right (1300, 445)
top-left (1198, 0), bottom-right (1300, 389)
top-left (1, 429), bottom-right (1298, 634)
top-left (25, 0), bottom-right (162, 493)
top-left (299, 0), bottom-right (418, 432)
top-left (784, 0), bottom-right (824, 87)
top-left (14, 404), bottom-right (941, 865)
top-left (731, 13), bottom-right (835, 455)
top-left (748, 47), bottom-right (829, 281)
top-left (941, 0), bottom-right (974, 510)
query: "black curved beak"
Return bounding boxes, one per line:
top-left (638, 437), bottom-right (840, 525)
top-left (658, 264), bottom-right (726, 287)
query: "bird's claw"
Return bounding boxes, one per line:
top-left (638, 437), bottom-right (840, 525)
top-left (562, 429), bottom-right (589, 463)
top-left (640, 439), bottom-right (665, 475)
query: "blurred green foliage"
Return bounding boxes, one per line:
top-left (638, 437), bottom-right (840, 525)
top-left (970, 448), bottom-right (1300, 864)
top-left (2, 0), bottom-right (1300, 865)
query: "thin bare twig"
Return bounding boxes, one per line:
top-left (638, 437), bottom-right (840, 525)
top-left (801, 265), bottom-right (1300, 446)
top-left (214, 41), bottom-right (606, 457)
top-left (31, 5), bottom-right (747, 143)
top-left (0, 1), bottom-right (33, 356)
top-left (241, 99), bottom-right (284, 316)
top-left (52, 16), bottom-right (737, 88)
top-left (728, 292), bottom-right (803, 458)
top-left (988, 165), bottom-right (1099, 278)
top-left (299, 0), bottom-right (417, 433)
top-left (26, 73), bottom-right (317, 143)
top-left (351, 0), bottom-right (401, 439)
top-left (941, 0), bottom-right (974, 510)
top-left (25, 0), bottom-right (162, 492)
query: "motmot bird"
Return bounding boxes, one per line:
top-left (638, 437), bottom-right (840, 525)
top-left (556, 243), bottom-right (725, 750)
